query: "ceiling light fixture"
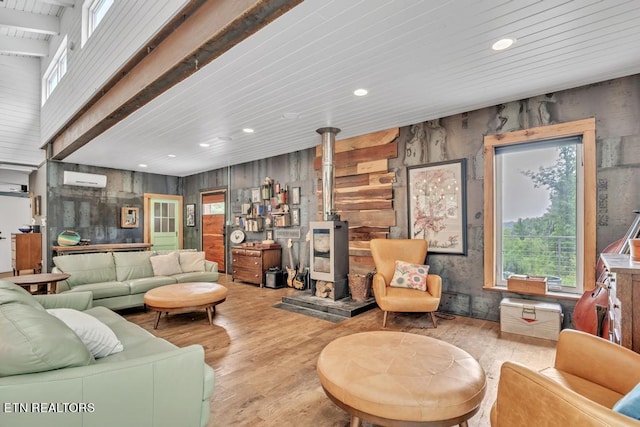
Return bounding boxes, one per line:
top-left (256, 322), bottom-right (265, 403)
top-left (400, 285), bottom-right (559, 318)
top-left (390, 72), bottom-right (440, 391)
top-left (168, 154), bottom-right (176, 158)
top-left (282, 112), bottom-right (301, 119)
top-left (492, 38), bottom-right (516, 51)
top-left (353, 88), bottom-right (368, 97)
top-left (242, 128), bottom-right (255, 133)
top-left (139, 164), bottom-right (148, 168)
top-left (199, 143), bottom-right (210, 147)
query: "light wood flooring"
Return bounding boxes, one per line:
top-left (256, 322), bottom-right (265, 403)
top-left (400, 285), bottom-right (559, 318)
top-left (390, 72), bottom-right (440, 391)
top-left (120, 274), bottom-right (557, 427)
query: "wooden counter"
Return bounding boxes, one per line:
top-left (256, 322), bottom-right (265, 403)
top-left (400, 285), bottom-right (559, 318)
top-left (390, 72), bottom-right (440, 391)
top-left (52, 242), bottom-right (152, 255)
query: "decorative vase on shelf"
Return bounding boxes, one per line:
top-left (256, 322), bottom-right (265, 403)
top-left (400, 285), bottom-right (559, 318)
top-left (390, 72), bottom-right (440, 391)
top-left (57, 230), bottom-right (81, 246)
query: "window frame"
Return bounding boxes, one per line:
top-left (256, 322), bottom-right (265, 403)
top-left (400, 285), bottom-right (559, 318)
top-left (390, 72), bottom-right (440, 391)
top-left (42, 35), bottom-right (68, 104)
top-left (483, 118), bottom-right (596, 294)
top-left (82, 0), bottom-right (114, 47)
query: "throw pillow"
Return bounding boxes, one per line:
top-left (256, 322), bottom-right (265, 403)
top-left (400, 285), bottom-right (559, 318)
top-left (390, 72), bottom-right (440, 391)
top-left (47, 308), bottom-right (124, 359)
top-left (179, 251), bottom-right (206, 273)
top-left (149, 252), bottom-right (182, 276)
top-left (389, 260), bottom-right (430, 291)
top-left (613, 382), bottom-right (640, 420)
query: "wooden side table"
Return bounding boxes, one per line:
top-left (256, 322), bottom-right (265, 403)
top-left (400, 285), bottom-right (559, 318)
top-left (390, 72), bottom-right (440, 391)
top-left (6, 273), bottom-right (71, 295)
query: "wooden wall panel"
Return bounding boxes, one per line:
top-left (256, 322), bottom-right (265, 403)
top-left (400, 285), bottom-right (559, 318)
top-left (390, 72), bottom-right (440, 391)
top-left (315, 128), bottom-right (399, 274)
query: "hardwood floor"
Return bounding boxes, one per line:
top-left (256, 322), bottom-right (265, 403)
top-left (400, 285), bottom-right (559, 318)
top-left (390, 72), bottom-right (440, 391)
top-left (123, 274), bottom-right (556, 427)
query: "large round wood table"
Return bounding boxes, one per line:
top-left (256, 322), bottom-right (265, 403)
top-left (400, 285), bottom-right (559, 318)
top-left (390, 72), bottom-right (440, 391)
top-left (317, 331), bottom-right (486, 427)
top-left (143, 282), bottom-right (228, 329)
top-left (6, 273), bottom-right (70, 294)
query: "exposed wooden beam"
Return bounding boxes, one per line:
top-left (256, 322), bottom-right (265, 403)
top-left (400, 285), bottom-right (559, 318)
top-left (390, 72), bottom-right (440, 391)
top-left (49, 0), bottom-right (302, 161)
top-left (0, 8), bottom-right (59, 35)
top-left (0, 34), bottom-right (48, 57)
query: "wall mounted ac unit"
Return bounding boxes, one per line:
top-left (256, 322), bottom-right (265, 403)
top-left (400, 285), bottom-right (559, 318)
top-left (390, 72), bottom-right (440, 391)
top-left (63, 171), bottom-right (107, 188)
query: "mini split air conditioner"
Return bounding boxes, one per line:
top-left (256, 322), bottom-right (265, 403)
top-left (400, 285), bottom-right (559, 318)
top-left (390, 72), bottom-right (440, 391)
top-left (63, 171), bottom-right (107, 188)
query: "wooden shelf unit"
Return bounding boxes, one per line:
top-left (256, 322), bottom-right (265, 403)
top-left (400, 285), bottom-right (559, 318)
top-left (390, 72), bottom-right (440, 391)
top-left (12, 233), bottom-right (42, 275)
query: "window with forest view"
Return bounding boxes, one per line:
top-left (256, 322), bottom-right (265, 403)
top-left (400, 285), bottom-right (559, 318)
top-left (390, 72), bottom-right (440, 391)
top-left (495, 137), bottom-right (583, 294)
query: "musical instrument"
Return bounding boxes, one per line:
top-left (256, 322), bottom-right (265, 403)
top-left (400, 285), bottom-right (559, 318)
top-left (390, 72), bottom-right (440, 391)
top-left (293, 231), bottom-right (310, 290)
top-left (574, 210), bottom-right (640, 338)
top-left (286, 238), bottom-right (297, 287)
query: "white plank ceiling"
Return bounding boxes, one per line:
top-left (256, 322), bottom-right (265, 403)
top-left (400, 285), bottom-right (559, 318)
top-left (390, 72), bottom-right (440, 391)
top-left (4, 0), bottom-right (640, 177)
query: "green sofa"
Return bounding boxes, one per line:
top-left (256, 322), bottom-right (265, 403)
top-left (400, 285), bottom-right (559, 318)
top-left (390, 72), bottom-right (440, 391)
top-left (52, 250), bottom-right (219, 310)
top-left (0, 280), bottom-right (214, 426)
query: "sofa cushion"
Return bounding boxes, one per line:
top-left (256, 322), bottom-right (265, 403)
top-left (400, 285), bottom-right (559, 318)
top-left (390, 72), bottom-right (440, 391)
top-left (172, 271), bottom-right (220, 283)
top-left (113, 251), bottom-right (155, 281)
top-left (0, 300), bottom-right (93, 376)
top-left (66, 282), bottom-right (130, 300)
top-left (83, 306), bottom-right (178, 363)
top-left (541, 367), bottom-right (624, 409)
top-left (0, 280), bottom-right (44, 310)
top-left (179, 251), bottom-right (206, 273)
top-left (47, 308), bottom-right (124, 359)
top-left (126, 276), bottom-right (176, 294)
top-left (150, 252), bottom-right (182, 276)
top-left (53, 253), bottom-right (117, 287)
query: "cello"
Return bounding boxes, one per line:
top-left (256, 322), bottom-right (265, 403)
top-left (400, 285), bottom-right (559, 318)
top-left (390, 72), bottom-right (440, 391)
top-left (573, 210), bottom-right (640, 338)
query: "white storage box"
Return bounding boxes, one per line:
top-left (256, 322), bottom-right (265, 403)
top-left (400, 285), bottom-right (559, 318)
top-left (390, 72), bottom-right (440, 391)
top-left (500, 298), bottom-right (563, 341)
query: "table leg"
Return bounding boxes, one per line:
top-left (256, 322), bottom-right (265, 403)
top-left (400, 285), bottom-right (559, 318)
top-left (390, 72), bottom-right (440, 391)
top-left (49, 282), bottom-right (57, 294)
top-left (206, 306), bottom-right (213, 325)
top-left (153, 311), bottom-right (162, 329)
top-left (350, 415), bottom-right (360, 427)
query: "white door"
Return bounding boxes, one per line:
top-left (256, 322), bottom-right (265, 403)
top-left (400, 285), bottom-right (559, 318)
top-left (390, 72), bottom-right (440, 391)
top-left (0, 196), bottom-right (32, 273)
top-left (150, 198), bottom-right (180, 251)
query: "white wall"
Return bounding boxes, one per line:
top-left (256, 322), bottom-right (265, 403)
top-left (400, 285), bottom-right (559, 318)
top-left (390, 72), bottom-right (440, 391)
top-left (0, 55), bottom-right (42, 166)
top-left (40, 0), bottom-right (190, 143)
top-left (0, 196), bottom-right (32, 274)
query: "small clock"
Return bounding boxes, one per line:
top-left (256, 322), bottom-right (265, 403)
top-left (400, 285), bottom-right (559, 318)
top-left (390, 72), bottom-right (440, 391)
top-left (230, 229), bottom-right (246, 244)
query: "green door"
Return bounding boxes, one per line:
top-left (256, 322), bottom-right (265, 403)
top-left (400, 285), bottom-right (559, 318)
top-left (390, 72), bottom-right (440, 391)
top-left (150, 199), bottom-right (180, 251)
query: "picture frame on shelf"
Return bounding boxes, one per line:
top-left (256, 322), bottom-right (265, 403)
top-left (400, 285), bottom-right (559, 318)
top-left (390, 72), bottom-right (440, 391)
top-left (291, 208), bottom-right (300, 226)
top-left (407, 159), bottom-right (467, 255)
top-left (251, 188), bottom-right (261, 203)
top-left (265, 229), bottom-right (274, 241)
top-left (186, 203), bottom-right (196, 227)
top-left (121, 207), bottom-right (139, 228)
top-left (291, 187), bottom-right (301, 205)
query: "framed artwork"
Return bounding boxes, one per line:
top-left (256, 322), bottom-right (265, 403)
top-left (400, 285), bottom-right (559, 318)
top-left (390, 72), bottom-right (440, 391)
top-left (265, 229), bottom-right (274, 241)
top-left (251, 188), bottom-right (261, 203)
top-left (186, 203), bottom-right (196, 227)
top-left (291, 187), bottom-right (301, 205)
top-left (121, 207), bottom-right (140, 228)
top-left (407, 159), bottom-right (467, 255)
top-left (291, 208), bottom-right (300, 226)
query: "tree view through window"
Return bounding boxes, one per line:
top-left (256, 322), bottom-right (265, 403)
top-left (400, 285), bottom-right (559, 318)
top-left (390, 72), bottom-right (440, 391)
top-left (496, 137), bottom-right (583, 293)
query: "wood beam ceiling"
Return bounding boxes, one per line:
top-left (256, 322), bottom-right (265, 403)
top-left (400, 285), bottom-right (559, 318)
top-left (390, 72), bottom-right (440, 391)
top-left (48, 0), bottom-right (302, 161)
top-left (0, 7), bottom-right (59, 35)
top-left (0, 34), bottom-right (47, 56)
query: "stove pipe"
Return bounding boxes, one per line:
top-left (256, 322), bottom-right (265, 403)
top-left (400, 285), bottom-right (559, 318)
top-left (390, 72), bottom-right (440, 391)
top-left (316, 127), bottom-right (341, 221)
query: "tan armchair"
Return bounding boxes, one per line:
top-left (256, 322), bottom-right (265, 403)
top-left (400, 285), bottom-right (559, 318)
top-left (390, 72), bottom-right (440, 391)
top-left (369, 239), bottom-right (442, 328)
top-left (491, 329), bottom-right (640, 426)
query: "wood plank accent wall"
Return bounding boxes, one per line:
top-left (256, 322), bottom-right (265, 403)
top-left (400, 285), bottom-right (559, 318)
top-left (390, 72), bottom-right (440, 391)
top-left (314, 128), bottom-right (399, 274)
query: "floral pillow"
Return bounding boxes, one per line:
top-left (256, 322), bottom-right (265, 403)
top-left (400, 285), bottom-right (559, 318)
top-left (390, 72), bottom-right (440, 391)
top-left (389, 260), bottom-right (430, 291)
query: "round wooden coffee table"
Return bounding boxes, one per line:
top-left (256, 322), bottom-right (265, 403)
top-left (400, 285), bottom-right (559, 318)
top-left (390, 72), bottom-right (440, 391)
top-left (317, 331), bottom-right (486, 427)
top-left (6, 273), bottom-right (70, 294)
top-left (143, 282), bottom-right (228, 329)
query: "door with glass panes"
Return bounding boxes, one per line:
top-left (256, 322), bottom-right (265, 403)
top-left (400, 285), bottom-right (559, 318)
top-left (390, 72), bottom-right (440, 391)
top-left (150, 198), bottom-right (180, 251)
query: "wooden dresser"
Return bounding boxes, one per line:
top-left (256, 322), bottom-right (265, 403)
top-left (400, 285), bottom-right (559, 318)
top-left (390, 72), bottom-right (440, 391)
top-left (232, 246), bottom-right (281, 286)
top-left (12, 233), bottom-right (42, 275)
top-left (600, 253), bottom-right (640, 352)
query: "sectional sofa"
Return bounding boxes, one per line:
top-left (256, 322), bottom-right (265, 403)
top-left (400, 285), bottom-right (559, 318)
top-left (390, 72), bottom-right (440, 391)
top-left (0, 280), bottom-right (214, 427)
top-left (51, 250), bottom-right (219, 310)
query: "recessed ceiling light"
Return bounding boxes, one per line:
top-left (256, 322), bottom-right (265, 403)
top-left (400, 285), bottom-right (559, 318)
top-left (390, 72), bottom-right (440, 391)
top-left (492, 38), bottom-right (516, 51)
top-left (168, 154), bottom-right (176, 158)
top-left (353, 88), bottom-right (368, 97)
top-left (199, 143), bottom-right (210, 147)
top-left (139, 164), bottom-right (148, 168)
top-left (242, 128), bottom-right (255, 133)
top-left (282, 112), bottom-right (301, 119)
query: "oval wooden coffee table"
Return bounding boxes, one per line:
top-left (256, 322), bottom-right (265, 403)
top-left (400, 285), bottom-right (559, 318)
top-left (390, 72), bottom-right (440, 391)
top-left (317, 331), bottom-right (486, 427)
top-left (143, 282), bottom-right (228, 329)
